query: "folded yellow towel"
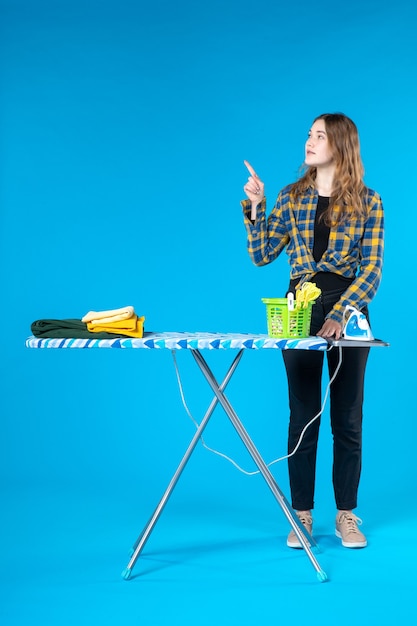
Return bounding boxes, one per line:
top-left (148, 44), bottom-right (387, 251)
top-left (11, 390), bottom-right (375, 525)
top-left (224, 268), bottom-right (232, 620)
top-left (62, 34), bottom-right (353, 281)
top-left (87, 313), bottom-right (134, 325)
top-left (82, 306), bottom-right (134, 324)
top-left (87, 315), bottom-right (145, 338)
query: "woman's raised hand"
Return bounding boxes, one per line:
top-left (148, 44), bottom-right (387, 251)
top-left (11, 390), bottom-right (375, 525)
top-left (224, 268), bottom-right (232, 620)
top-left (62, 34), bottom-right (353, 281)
top-left (243, 160), bottom-right (264, 220)
top-left (243, 160), bottom-right (264, 201)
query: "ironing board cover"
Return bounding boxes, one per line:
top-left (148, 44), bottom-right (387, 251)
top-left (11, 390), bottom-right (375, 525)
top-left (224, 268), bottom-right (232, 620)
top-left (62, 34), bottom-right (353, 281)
top-left (25, 332), bottom-right (328, 351)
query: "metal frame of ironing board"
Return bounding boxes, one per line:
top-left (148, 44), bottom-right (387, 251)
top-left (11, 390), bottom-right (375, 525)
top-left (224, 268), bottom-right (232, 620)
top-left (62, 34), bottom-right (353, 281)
top-left (25, 332), bottom-right (389, 584)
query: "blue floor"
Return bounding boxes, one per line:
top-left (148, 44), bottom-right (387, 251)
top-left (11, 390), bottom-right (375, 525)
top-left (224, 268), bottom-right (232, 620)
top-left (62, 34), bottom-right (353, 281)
top-left (2, 476), bottom-right (415, 625)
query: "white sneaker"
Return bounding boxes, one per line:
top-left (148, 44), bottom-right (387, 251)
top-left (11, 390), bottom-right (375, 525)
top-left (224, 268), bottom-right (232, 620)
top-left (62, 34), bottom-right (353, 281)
top-left (335, 511), bottom-right (367, 548)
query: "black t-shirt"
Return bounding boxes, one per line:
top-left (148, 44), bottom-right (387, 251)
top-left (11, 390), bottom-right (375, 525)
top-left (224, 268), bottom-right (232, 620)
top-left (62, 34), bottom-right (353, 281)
top-left (313, 195), bottom-right (330, 262)
top-left (289, 195), bottom-right (353, 294)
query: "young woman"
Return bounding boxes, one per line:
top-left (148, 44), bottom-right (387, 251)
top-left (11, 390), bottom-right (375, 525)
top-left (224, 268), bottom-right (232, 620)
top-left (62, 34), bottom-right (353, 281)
top-left (242, 113), bottom-right (384, 548)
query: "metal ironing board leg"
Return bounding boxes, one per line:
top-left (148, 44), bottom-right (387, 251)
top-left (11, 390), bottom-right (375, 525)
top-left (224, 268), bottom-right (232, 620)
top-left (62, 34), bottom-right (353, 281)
top-left (121, 349), bottom-right (244, 580)
top-left (191, 349), bottom-right (328, 583)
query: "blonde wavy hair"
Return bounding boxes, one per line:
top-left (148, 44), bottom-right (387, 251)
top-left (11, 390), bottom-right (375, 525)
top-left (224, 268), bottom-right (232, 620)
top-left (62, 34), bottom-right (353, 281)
top-left (291, 113), bottom-right (366, 226)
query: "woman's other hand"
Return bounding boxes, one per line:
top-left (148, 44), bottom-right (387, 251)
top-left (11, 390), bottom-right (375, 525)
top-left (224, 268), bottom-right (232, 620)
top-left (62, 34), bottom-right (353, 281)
top-left (316, 319), bottom-right (343, 340)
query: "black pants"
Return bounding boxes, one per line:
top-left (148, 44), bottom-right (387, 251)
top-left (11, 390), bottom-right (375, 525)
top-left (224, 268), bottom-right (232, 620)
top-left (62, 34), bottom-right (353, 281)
top-left (282, 288), bottom-right (370, 511)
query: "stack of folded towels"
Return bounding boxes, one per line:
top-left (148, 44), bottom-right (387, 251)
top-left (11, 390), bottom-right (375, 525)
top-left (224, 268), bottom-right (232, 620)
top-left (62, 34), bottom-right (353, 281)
top-left (81, 306), bottom-right (145, 338)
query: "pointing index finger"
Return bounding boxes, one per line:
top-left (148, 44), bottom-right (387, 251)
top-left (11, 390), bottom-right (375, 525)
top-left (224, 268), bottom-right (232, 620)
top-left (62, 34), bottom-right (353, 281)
top-left (244, 160), bottom-right (259, 179)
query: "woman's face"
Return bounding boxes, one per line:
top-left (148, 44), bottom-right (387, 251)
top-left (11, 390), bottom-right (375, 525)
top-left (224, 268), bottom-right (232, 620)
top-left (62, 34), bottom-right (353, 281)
top-left (305, 119), bottom-right (334, 168)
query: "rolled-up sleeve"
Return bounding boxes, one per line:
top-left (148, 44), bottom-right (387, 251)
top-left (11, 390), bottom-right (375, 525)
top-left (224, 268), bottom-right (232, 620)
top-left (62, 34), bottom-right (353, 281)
top-left (242, 191), bottom-right (290, 266)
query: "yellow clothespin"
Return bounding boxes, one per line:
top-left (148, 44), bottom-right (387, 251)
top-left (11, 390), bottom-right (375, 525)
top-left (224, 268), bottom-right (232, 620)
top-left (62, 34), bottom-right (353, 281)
top-left (295, 282), bottom-right (321, 309)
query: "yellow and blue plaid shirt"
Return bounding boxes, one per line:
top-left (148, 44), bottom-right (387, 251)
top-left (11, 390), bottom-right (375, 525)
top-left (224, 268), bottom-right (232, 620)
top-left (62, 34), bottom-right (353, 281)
top-left (242, 184), bottom-right (384, 324)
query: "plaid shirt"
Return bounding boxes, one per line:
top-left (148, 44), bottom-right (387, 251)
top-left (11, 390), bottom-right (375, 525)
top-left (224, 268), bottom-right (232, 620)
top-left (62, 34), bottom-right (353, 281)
top-left (242, 185), bottom-right (384, 324)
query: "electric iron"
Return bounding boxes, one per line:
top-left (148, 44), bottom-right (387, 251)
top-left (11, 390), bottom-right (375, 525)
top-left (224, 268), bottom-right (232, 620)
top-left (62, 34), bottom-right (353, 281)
top-left (342, 305), bottom-right (374, 341)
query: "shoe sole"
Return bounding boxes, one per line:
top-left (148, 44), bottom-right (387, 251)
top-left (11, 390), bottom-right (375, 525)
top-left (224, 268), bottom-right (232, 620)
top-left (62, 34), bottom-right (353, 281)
top-left (287, 540), bottom-right (312, 549)
top-left (335, 529), bottom-right (367, 548)
top-left (287, 532), bottom-right (313, 549)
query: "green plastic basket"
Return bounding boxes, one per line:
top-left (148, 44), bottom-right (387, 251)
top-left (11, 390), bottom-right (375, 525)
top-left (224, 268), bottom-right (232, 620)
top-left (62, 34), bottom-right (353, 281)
top-left (262, 298), bottom-right (314, 338)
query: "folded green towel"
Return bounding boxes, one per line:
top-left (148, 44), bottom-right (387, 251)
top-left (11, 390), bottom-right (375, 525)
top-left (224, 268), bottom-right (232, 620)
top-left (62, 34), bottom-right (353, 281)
top-left (31, 318), bottom-right (130, 339)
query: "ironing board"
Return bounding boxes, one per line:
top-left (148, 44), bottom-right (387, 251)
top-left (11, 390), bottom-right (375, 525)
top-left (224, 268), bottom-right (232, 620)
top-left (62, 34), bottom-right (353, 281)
top-left (26, 331), bottom-right (389, 583)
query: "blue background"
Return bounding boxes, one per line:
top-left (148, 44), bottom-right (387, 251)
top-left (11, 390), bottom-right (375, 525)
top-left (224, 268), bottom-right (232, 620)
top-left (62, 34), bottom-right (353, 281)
top-left (1, 0), bottom-right (416, 624)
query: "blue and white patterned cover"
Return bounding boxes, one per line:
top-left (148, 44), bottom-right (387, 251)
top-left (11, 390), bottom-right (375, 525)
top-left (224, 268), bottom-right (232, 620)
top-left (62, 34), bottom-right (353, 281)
top-left (25, 332), bottom-right (328, 351)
